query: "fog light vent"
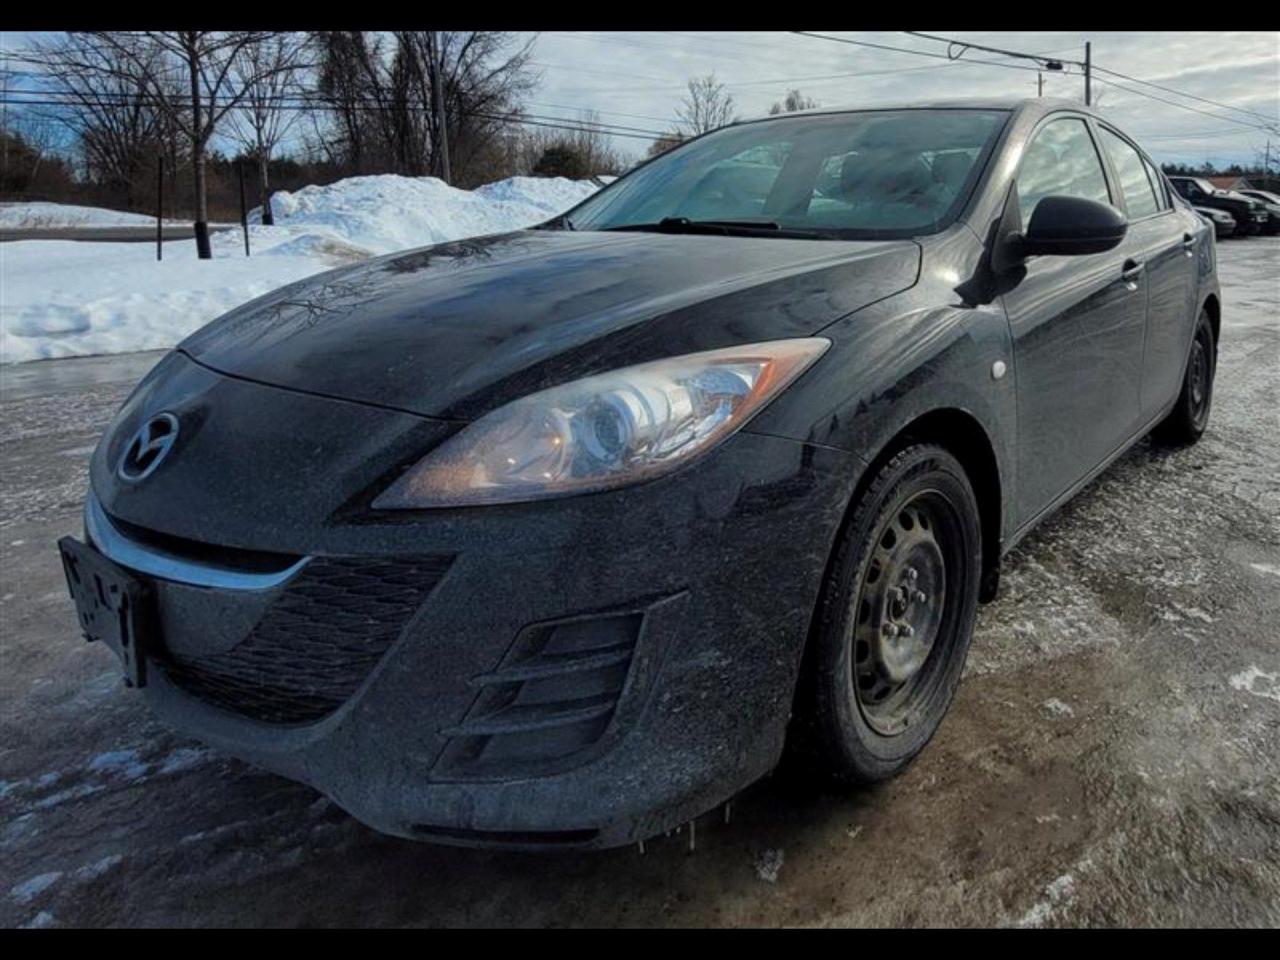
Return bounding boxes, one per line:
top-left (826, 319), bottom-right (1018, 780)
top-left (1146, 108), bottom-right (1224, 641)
top-left (434, 609), bottom-right (645, 778)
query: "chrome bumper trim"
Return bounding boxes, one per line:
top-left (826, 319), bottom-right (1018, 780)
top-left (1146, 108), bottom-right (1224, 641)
top-left (85, 492), bottom-right (309, 591)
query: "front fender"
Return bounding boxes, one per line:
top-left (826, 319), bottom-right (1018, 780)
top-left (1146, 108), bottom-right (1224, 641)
top-left (748, 289), bottom-right (1017, 548)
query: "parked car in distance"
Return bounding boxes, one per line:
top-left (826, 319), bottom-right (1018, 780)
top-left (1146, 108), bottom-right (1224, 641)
top-left (1168, 176), bottom-right (1268, 235)
top-left (1233, 188), bottom-right (1280, 235)
top-left (1195, 205), bottom-right (1237, 239)
top-left (59, 98), bottom-right (1221, 850)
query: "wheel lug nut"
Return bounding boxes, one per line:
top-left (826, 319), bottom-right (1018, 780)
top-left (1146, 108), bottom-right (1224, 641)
top-left (907, 568), bottom-right (918, 581)
top-left (884, 623), bottom-right (899, 638)
top-left (901, 625), bottom-right (914, 638)
top-left (914, 590), bottom-right (927, 604)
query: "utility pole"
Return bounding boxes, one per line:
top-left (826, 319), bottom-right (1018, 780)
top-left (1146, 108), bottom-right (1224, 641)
top-left (430, 31), bottom-right (452, 185)
top-left (1084, 41), bottom-right (1092, 106)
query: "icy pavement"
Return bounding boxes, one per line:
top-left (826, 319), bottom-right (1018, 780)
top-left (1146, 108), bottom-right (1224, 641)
top-left (0, 238), bottom-right (1277, 927)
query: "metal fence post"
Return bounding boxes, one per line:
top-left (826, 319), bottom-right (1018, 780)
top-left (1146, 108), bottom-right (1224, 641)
top-left (156, 154), bottom-right (163, 262)
top-left (238, 160), bottom-right (250, 257)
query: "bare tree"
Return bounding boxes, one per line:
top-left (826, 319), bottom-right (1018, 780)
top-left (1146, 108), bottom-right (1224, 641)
top-left (226, 33), bottom-right (309, 224)
top-left (21, 33), bottom-right (181, 208)
top-left (678, 73), bottom-right (736, 136)
top-left (310, 31), bottom-right (538, 186)
top-left (523, 110), bottom-right (622, 177)
top-left (769, 89), bottom-right (818, 115)
top-left (418, 31), bottom-right (539, 184)
top-left (645, 131), bottom-right (686, 158)
top-left (92, 31), bottom-right (293, 258)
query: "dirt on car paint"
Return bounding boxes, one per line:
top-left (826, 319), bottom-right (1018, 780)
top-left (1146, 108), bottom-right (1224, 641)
top-left (1, 239), bottom-right (1277, 928)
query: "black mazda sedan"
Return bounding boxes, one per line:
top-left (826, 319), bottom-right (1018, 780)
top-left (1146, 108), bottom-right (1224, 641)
top-left (59, 98), bottom-right (1220, 849)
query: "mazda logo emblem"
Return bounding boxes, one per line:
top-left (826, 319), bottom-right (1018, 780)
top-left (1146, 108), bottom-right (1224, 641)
top-left (118, 412), bottom-right (180, 482)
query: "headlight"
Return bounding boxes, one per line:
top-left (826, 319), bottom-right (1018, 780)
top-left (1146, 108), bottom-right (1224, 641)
top-left (373, 338), bottom-right (830, 508)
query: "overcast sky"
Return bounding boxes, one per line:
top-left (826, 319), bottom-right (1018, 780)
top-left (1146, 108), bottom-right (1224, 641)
top-left (3, 30), bottom-right (1276, 170)
top-left (524, 31), bottom-right (1280, 168)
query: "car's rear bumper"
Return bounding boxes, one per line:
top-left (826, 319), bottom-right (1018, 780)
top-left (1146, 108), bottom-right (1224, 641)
top-left (81, 355), bottom-right (860, 847)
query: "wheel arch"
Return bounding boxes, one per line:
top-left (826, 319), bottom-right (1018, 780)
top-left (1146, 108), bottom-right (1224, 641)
top-left (805, 405), bottom-right (1006, 660)
top-left (868, 408), bottom-right (1004, 603)
top-left (785, 405), bottom-right (1005, 764)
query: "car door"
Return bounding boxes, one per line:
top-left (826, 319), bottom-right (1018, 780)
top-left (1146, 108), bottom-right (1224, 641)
top-left (1094, 125), bottom-right (1201, 418)
top-left (1000, 114), bottom-right (1149, 528)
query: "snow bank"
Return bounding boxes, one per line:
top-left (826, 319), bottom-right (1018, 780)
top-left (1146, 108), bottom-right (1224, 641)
top-left (0, 201), bottom-right (174, 229)
top-left (241, 174), bottom-right (598, 259)
top-left (1, 175), bottom-right (600, 364)
top-left (1, 240), bottom-right (328, 363)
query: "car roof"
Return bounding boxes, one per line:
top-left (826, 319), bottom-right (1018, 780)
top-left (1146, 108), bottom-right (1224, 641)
top-left (736, 97), bottom-right (1105, 126)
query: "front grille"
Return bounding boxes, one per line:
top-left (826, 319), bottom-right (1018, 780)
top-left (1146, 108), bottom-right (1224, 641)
top-left (156, 555), bottom-right (451, 724)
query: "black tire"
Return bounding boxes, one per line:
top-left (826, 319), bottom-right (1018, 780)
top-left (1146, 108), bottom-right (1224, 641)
top-left (790, 443), bottom-right (982, 784)
top-left (1153, 308), bottom-right (1215, 446)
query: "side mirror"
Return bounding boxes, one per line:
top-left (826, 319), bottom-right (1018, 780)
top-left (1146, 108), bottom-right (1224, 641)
top-left (1020, 196), bottom-right (1128, 256)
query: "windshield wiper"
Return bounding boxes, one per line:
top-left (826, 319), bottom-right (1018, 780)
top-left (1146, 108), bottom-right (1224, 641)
top-left (537, 214), bottom-right (575, 231)
top-left (602, 217), bottom-right (818, 238)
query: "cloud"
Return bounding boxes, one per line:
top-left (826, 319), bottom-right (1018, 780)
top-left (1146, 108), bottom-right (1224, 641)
top-left (529, 31), bottom-right (1280, 167)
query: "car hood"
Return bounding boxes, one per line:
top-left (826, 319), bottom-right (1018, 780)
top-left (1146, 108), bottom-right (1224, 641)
top-left (1217, 191), bottom-right (1261, 208)
top-left (180, 229), bottom-right (919, 420)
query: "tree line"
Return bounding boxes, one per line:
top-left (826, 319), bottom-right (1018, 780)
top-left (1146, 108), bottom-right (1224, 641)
top-left (1, 31), bottom-right (632, 255)
top-left (2, 31), bottom-right (851, 253)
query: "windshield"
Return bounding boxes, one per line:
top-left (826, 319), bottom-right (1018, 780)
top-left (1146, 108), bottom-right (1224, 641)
top-left (564, 109), bottom-right (1008, 239)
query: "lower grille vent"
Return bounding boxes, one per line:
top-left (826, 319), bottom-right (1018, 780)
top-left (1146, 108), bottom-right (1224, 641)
top-left (157, 555), bottom-right (451, 724)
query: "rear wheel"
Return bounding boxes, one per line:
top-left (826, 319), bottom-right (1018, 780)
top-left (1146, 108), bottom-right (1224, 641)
top-left (791, 443), bottom-right (982, 783)
top-left (1153, 308), bottom-right (1215, 446)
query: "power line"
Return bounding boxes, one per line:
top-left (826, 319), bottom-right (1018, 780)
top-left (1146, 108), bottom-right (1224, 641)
top-left (904, 31), bottom-right (1086, 70)
top-left (1089, 75), bottom-right (1279, 135)
top-left (1090, 63), bottom-right (1279, 127)
top-left (0, 94), bottom-right (667, 142)
top-left (795, 30), bottom-right (1278, 138)
top-left (790, 31), bottom-right (1056, 75)
top-left (896, 30), bottom-right (1278, 135)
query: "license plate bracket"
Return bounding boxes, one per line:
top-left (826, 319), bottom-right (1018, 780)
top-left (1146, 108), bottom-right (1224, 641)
top-left (58, 536), bottom-right (155, 687)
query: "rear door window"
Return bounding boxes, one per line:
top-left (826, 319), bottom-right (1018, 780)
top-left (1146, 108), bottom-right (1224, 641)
top-left (1098, 127), bottom-right (1160, 219)
top-left (1142, 158), bottom-right (1170, 211)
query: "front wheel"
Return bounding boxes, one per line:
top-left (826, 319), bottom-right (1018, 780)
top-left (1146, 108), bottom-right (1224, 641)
top-left (791, 443), bottom-right (982, 783)
top-left (1153, 308), bottom-right (1215, 446)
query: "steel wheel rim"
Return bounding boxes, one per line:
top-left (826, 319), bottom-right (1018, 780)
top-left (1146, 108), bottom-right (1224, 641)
top-left (850, 490), bottom-right (962, 736)
top-left (1189, 329), bottom-right (1212, 427)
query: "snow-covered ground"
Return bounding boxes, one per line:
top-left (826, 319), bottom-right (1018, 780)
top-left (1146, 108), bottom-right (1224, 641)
top-left (0, 202), bottom-right (184, 229)
top-left (0, 175), bottom-right (601, 364)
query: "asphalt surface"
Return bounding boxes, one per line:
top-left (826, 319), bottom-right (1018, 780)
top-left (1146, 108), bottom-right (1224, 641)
top-left (1, 237), bottom-right (1277, 928)
top-left (0, 225), bottom-right (233, 243)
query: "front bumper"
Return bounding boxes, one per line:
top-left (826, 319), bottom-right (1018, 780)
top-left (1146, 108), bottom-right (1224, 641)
top-left (1233, 210), bottom-right (1266, 234)
top-left (82, 353), bottom-right (861, 848)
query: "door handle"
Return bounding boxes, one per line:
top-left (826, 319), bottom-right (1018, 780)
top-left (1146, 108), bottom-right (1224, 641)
top-left (1182, 233), bottom-right (1196, 254)
top-left (1121, 259), bottom-right (1145, 286)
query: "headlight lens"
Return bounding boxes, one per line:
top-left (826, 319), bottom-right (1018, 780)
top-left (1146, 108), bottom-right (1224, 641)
top-left (373, 337), bottom-right (830, 508)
